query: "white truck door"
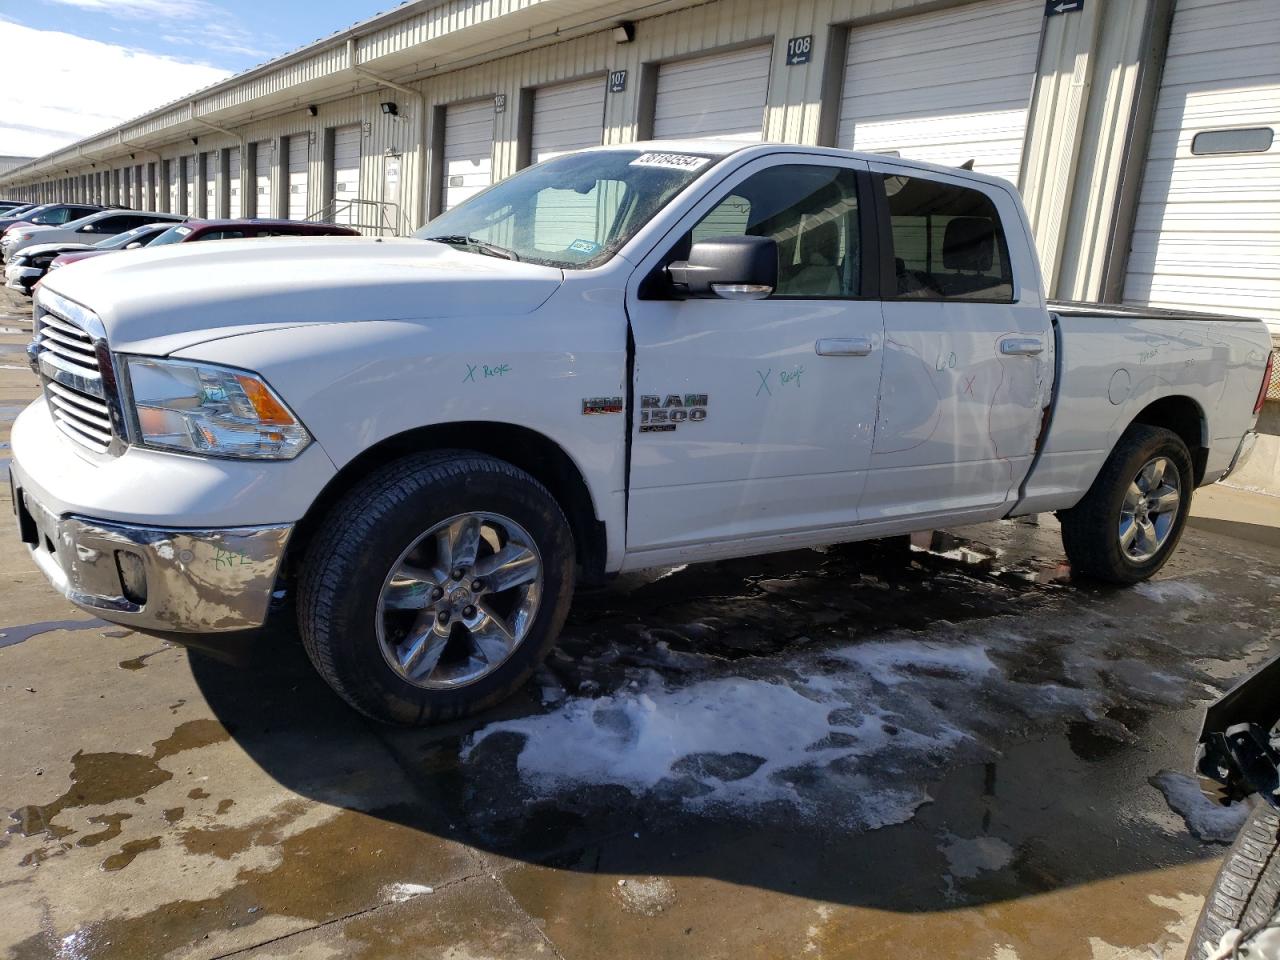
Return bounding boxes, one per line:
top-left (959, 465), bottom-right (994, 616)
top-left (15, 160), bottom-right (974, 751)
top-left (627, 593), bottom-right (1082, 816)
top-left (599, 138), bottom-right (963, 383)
top-left (862, 163), bottom-right (1052, 523)
top-left (625, 156), bottom-right (885, 557)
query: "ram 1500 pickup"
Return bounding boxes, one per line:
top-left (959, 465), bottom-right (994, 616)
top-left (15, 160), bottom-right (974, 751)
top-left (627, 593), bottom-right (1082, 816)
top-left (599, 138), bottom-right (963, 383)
top-left (10, 141), bottom-right (1274, 724)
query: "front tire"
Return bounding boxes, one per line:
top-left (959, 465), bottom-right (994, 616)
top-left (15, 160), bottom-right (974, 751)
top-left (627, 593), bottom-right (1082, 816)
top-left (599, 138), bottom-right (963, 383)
top-left (297, 451), bottom-right (575, 725)
top-left (1058, 424), bottom-right (1193, 584)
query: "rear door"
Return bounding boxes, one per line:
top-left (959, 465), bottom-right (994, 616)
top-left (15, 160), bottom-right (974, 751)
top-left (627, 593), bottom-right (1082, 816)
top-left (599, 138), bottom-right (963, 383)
top-left (864, 162), bottom-right (1052, 523)
top-left (625, 154), bottom-right (884, 558)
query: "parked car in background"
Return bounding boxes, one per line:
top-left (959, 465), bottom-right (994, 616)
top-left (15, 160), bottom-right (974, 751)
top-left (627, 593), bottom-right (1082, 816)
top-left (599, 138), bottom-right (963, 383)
top-left (0, 204), bottom-right (105, 260)
top-left (6, 223), bottom-right (178, 296)
top-left (144, 218), bottom-right (361, 247)
top-left (0, 204), bottom-right (57, 236)
top-left (0, 203), bottom-right (38, 222)
top-left (2, 208), bottom-right (175, 261)
top-left (0, 200), bottom-right (30, 216)
top-left (9, 142), bottom-right (1272, 726)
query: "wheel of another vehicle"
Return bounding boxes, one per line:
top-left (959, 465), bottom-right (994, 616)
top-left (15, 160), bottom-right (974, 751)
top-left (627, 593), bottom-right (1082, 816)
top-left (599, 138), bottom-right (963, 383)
top-left (296, 451), bottom-right (576, 725)
top-left (1187, 803), bottom-right (1280, 959)
top-left (1057, 424), bottom-right (1193, 584)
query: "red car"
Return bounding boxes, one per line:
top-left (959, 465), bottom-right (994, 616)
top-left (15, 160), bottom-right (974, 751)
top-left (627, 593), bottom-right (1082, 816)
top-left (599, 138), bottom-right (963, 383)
top-left (48, 218), bottom-right (360, 272)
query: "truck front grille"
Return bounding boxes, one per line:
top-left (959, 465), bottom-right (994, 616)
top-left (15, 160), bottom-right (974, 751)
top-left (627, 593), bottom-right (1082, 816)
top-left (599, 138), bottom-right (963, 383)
top-left (33, 294), bottom-right (121, 455)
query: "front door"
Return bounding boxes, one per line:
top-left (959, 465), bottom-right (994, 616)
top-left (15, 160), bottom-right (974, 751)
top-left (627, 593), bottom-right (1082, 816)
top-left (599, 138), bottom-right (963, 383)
top-left (624, 156), bottom-right (886, 561)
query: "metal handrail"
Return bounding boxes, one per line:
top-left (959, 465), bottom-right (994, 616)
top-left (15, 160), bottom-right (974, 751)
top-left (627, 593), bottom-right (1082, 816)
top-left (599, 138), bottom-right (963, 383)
top-left (308, 198), bottom-right (408, 236)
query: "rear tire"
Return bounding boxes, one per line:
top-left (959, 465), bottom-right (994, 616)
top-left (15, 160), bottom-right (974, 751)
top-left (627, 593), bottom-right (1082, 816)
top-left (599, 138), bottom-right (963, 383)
top-left (297, 451), bottom-right (575, 725)
top-left (1187, 804), bottom-right (1280, 959)
top-left (1058, 424), bottom-right (1193, 584)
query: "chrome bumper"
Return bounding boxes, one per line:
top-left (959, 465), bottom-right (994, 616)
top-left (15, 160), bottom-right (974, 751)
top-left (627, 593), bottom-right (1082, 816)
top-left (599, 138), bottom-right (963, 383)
top-left (12, 478), bottom-right (292, 633)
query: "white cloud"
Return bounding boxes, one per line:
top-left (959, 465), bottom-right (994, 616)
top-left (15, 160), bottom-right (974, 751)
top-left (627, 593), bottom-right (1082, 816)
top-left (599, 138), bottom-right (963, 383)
top-left (0, 19), bottom-right (231, 158)
top-left (41, 0), bottom-right (271, 59)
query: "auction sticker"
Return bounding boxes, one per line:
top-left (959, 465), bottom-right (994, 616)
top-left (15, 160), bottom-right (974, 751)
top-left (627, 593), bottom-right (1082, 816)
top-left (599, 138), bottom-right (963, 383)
top-left (630, 152), bottom-right (712, 171)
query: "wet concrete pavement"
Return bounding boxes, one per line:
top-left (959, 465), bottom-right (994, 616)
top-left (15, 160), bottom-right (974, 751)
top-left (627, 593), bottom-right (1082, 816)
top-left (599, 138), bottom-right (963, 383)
top-left (0, 288), bottom-right (1278, 959)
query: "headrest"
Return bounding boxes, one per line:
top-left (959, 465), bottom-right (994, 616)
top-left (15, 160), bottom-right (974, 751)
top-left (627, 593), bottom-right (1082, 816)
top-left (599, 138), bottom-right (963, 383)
top-left (803, 218), bottom-right (840, 259)
top-left (943, 217), bottom-right (995, 272)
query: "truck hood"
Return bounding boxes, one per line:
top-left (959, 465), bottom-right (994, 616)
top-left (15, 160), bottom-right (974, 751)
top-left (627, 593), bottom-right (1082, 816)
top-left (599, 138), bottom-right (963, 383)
top-left (39, 236), bottom-right (565, 355)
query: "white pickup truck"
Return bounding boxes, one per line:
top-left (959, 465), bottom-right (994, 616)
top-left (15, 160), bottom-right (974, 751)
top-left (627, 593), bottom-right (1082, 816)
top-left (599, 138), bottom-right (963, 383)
top-left (10, 141), bottom-right (1273, 725)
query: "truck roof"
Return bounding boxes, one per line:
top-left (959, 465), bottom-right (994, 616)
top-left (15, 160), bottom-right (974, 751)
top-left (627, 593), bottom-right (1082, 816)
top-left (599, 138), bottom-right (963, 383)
top-left (586, 139), bottom-right (1020, 191)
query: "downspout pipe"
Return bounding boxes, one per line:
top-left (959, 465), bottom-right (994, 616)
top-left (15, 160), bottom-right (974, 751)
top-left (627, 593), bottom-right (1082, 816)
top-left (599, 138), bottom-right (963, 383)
top-left (347, 37), bottom-right (429, 230)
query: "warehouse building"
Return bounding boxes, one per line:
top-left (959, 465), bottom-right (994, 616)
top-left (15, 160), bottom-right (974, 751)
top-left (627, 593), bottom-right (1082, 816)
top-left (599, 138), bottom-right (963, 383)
top-left (2, 0), bottom-right (1276, 329)
top-left (2, 0), bottom-right (1276, 332)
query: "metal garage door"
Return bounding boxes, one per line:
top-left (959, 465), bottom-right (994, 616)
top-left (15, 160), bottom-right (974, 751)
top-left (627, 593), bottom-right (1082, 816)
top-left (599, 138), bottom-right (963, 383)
top-left (838, 0), bottom-right (1042, 184)
top-left (443, 100), bottom-right (494, 211)
top-left (333, 125), bottom-right (361, 225)
top-left (228, 147), bottom-right (241, 219)
top-left (288, 135), bottom-right (309, 221)
top-left (1123, 0), bottom-right (1279, 327)
top-left (653, 45), bottom-right (771, 142)
top-left (255, 142), bottom-right (272, 219)
top-left (531, 77), bottom-right (605, 163)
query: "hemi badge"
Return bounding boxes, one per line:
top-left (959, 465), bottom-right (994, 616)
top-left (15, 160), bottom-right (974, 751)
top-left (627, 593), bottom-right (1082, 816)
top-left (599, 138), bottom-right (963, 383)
top-left (582, 396), bottom-right (624, 415)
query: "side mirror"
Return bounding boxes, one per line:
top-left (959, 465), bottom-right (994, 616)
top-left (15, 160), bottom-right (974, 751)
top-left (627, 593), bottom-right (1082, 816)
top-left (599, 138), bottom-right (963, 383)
top-left (668, 235), bottom-right (777, 301)
top-left (79, 225), bottom-right (96, 233)
top-left (125, 242), bottom-right (142, 249)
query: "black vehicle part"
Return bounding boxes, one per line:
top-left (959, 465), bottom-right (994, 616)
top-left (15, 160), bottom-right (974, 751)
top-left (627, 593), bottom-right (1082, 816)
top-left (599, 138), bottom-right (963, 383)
top-left (1197, 655), bottom-right (1280, 809)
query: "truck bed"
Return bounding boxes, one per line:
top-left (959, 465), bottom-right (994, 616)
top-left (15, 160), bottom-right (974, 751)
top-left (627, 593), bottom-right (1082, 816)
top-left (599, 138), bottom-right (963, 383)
top-left (1047, 299), bottom-right (1265, 325)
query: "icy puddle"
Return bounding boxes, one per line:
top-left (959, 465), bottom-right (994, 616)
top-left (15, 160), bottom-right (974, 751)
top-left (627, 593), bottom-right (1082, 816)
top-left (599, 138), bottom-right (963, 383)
top-left (465, 577), bottom-right (1248, 832)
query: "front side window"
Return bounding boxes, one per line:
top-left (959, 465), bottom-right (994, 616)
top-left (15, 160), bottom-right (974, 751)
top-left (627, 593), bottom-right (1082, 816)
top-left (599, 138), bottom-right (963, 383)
top-left (35, 207), bottom-right (75, 224)
top-left (884, 175), bottom-right (1013, 302)
top-left (414, 150), bottom-right (716, 268)
top-left (687, 164), bottom-right (862, 298)
top-left (192, 230), bottom-right (245, 241)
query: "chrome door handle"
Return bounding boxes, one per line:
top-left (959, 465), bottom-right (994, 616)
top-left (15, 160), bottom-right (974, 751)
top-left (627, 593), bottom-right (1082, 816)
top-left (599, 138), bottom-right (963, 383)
top-left (1000, 337), bottom-right (1044, 356)
top-left (815, 337), bottom-right (873, 357)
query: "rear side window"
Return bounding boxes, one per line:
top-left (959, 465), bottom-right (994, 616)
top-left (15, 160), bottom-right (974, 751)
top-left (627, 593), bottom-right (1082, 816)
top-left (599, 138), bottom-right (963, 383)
top-left (883, 175), bottom-right (1013, 302)
top-left (192, 230), bottom-right (246, 241)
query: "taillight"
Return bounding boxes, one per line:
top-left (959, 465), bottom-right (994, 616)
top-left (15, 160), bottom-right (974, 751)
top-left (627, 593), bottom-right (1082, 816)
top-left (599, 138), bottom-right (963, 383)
top-left (1257, 350), bottom-right (1275, 416)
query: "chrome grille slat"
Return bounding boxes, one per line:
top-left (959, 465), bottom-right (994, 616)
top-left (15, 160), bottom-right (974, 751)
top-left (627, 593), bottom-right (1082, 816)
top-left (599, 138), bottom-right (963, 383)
top-left (46, 386), bottom-right (113, 432)
top-left (51, 412), bottom-right (113, 451)
top-left (51, 404), bottom-right (114, 443)
top-left (40, 326), bottom-right (98, 357)
top-left (33, 294), bottom-right (121, 456)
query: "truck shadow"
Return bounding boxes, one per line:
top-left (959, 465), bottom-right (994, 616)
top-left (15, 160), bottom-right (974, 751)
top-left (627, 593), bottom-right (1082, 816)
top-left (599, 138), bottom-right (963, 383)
top-left (185, 518), bottom-right (1245, 915)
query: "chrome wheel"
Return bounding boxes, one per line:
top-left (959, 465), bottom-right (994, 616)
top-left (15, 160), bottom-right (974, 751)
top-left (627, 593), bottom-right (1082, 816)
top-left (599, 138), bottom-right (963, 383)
top-left (1119, 456), bottom-right (1182, 563)
top-left (376, 512), bottom-right (543, 689)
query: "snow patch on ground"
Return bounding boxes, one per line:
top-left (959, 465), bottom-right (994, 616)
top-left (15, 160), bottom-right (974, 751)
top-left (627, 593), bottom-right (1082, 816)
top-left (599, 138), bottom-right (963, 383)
top-left (939, 833), bottom-right (1015, 879)
top-left (381, 882), bottom-right (434, 903)
top-left (1150, 770), bottom-right (1250, 843)
top-left (1133, 580), bottom-right (1211, 604)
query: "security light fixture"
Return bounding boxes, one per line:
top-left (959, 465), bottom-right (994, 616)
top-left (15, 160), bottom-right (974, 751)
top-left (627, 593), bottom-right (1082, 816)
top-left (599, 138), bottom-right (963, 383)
top-left (380, 101), bottom-right (399, 116)
top-left (191, 136), bottom-right (199, 145)
top-left (307, 105), bottom-right (318, 117)
top-left (612, 21), bottom-right (635, 43)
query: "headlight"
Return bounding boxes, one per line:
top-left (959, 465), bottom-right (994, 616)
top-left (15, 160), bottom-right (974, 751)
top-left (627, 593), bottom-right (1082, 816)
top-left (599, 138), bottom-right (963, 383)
top-left (125, 356), bottom-right (310, 460)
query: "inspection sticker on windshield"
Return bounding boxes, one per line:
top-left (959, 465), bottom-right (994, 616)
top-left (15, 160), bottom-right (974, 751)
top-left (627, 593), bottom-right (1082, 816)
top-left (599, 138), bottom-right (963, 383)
top-left (630, 152), bottom-right (711, 171)
top-left (568, 239), bottom-right (600, 254)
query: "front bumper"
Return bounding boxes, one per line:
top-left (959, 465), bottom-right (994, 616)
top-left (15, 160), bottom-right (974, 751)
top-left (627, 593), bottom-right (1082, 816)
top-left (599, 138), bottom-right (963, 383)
top-left (4, 264), bottom-right (40, 293)
top-left (11, 474), bottom-right (293, 633)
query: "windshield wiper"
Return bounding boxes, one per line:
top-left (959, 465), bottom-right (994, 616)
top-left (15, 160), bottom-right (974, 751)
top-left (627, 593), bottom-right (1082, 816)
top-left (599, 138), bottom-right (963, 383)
top-left (422, 234), bottom-right (520, 262)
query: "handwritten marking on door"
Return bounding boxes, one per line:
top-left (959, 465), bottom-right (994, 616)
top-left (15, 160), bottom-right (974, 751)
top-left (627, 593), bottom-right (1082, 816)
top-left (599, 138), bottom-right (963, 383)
top-left (464, 362), bottom-right (511, 383)
top-left (962, 375), bottom-right (976, 396)
top-left (755, 369), bottom-right (772, 397)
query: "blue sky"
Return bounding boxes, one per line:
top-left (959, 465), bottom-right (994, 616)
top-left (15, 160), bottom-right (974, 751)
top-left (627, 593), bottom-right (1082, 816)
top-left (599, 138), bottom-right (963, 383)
top-left (1, 0), bottom-right (395, 159)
